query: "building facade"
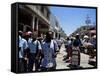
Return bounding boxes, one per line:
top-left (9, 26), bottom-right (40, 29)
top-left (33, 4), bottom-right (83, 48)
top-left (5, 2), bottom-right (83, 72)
top-left (50, 14), bottom-right (67, 39)
top-left (18, 4), bottom-right (66, 39)
top-left (18, 4), bottom-right (51, 37)
top-left (69, 25), bottom-right (96, 39)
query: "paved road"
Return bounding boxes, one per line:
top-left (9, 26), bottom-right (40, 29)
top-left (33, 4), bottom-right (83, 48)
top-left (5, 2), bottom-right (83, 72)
top-left (56, 44), bottom-right (94, 69)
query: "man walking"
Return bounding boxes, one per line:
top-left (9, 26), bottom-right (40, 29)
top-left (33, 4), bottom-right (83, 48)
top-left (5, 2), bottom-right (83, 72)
top-left (28, 32), bottom-right (42, 72)
top-left (41, 31), bottom-right (58, 71)
top-left (18, 31), bottom-right (28, 72)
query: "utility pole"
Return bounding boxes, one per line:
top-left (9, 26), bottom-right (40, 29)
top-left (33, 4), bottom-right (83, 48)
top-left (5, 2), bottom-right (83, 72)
top-left (85, 14), bottom-right (91, 26)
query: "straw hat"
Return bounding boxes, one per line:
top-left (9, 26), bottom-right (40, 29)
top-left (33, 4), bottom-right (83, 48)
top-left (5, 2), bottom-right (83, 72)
top-left (92, 35), bottom-right (96, 38)
top-left (84, 35), bottom-right (89, 39)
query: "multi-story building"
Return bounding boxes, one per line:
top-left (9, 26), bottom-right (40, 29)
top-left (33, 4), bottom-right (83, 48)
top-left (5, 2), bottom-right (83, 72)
top-left (18, 4), bottom-right (66, 39)
top-left (50, 14), bottom-right (67, 39)
top-left (50, 14), bottom-right (62, 39)
top-left (69, 25), bottom-right (96, 39)
top-left (18, 4), bottom-right (51, 37)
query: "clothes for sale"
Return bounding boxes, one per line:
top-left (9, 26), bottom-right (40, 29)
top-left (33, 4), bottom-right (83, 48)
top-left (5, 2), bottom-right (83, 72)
top-left (41, 40), bottom-right (58, 68)
top-left (28, 38), bottom-right (42, 54)
top-left (19, 36), bottom-right (28, 58)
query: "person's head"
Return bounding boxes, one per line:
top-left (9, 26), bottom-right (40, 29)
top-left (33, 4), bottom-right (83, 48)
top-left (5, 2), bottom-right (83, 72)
top-left (18, 31), bottom-right (23, 37)
top-left (67, 37), bottom-right (70, 40)
top-left (24, 32), bottom-right (30, 40)
top-left (71, 37), bottom-right (74, 41)
top-left (32, 33), bottom-right (37, 40)
top-left (46, 31), bottom-right (53, 39)
top-left (27, 31), bottom-right (32, 38)
top-left (75, 34), bottom-right (80, 39)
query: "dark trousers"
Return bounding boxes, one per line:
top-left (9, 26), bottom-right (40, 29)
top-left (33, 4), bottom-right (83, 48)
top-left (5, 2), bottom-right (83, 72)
top-left (28, 53), bottom-right (40, 72)
top-left (28, 53), bottom-right (35, 72)
top-left (41, 67), bottom-right (55, 71)
top-left (35, 59), bottom-right (41, 71)
top-left (65, 46), bottom-right (72, 59)
top-left (18, 58), bottom-right (27, 72)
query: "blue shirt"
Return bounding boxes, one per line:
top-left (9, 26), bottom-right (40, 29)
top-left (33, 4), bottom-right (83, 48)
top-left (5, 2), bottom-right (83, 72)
top-left (19, 36), bottom-right (28, 58)
top-left (28, 38), bottom-right (42, 54)
top-left (41, 40), bottom-right (58, 68)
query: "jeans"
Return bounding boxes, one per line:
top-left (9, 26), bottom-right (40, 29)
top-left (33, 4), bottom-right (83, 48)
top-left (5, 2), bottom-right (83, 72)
top-left (28, 53), bottom-right (41, 71)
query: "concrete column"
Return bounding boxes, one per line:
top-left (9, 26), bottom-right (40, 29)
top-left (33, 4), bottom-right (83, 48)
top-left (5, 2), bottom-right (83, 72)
top-left (32, 16), bottom-right (38, 32)
top-left (36, 18), bottom-right (39, 31)
top-left (32, 15), bottom-right (35, 31)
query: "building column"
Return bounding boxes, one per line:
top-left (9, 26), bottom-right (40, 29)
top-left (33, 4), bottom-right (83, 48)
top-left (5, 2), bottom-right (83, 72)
top-left (32, 16), bottom-right (39, 32)
top-left (32, 15), bottom-right (39, 37)
top-left (36, 18), bottom-right (39, 31)
top-left (32, 15), bottom-right (35, 31)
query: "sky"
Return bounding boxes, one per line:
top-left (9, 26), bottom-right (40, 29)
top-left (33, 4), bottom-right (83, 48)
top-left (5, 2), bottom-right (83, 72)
top-left (50, 6), bottom-right (96, 36)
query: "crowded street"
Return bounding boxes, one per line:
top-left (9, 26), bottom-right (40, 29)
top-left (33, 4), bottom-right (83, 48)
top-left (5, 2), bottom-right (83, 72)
top-left (17, 4), bottom-right (97, 72)
top-left (56, 44), bottom-right (94, 69)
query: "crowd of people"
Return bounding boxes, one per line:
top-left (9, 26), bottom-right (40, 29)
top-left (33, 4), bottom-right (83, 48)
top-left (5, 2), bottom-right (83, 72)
top-left (18, 30), bottom-right (96, 72)
top-left (18, 31), bottom-right (58, 72)
top-left (63, 34), bottom-right (96, 68)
